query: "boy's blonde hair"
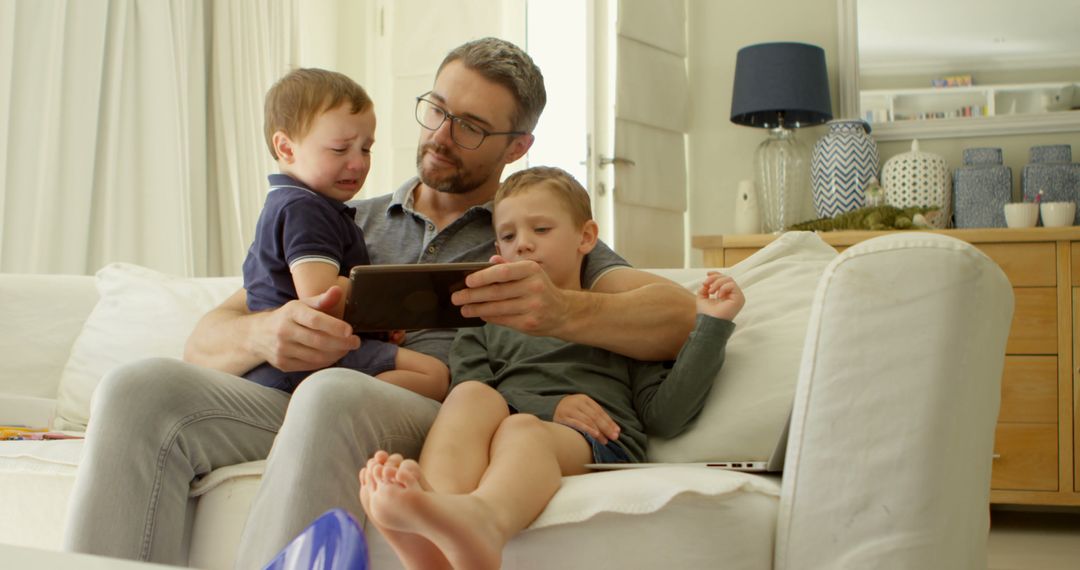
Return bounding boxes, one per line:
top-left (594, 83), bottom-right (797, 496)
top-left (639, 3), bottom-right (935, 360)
top-left (264, 68), bottom-right (372, 159)
top-left (496, 166), bottom-right (593, 227)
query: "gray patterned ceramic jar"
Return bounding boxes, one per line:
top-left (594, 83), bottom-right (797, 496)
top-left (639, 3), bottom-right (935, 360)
top-left (953, 148), bottom-right (1011, 228)
top-left (810, 119), bottom-right (880, 218)
top-left (1022, 144), bottom-right (1080, 224)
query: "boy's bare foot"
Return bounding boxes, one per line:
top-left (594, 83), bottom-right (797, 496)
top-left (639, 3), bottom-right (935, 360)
top-left (368, 457), bottom-right (507, 570)
top-left (359, 452), bottom-right (450, 570)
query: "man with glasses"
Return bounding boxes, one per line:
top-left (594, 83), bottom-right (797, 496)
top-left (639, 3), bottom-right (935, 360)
top-left (63, 37), bottom-right (696, 568)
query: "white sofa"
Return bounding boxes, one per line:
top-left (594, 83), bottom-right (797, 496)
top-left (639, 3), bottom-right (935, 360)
top-left (0, 232), bottom-right (1012, 570)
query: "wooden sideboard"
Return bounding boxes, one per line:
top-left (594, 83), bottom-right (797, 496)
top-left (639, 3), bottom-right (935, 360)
top-left (693, 228), bottom-right (1080, 507)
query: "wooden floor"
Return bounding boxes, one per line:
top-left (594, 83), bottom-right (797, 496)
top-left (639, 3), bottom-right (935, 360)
top-left (987, 508), bottom-right (1080, 570)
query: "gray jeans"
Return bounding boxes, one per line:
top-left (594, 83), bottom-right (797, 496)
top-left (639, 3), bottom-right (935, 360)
top-left (61, 357), bottom-right (440, 568)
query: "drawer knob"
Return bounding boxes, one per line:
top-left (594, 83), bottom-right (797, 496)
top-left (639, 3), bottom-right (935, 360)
top-left (992, 453), bottom-right (1002, 460)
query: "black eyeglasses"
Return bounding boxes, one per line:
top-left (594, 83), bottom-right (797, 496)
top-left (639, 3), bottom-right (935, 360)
top-left (414, 94), bottom-right (527, 150)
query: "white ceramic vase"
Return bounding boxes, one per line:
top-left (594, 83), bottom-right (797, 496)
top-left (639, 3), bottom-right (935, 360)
top-left (882, 139), bottom-right (952, 228)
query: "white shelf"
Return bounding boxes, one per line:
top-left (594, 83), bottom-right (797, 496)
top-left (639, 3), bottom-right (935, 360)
top-left (860, 82), bottom-right (1077, 125)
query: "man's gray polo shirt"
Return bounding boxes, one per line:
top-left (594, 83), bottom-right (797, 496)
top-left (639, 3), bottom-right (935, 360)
top-left (349, 177), bottom-right (628, 364)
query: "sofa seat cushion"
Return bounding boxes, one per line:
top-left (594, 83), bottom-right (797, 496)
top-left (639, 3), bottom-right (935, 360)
top-left (0, 438), bottom-right (83, 472)
top-left (373, 467), bottom-right (781, 570)
top-left (186, 461), bottom-right (781, 570)
top-left (497, 486), bottom-right (779, 570)
top-left (532, 466), bottom-right (780, 529)
top-left (0, 440), bottom-right (83, 550)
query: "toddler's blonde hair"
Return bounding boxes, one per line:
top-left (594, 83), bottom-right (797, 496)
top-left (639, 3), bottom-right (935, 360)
top-left (264, 68), bottom-right (372, 159)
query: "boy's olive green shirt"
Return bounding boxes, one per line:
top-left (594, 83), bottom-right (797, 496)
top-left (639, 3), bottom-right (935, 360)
top-left (450, 314), bottom-right (736, 462)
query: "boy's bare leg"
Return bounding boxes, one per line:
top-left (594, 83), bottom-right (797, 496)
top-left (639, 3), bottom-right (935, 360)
top-left (358, 453), bottom-right (449, 570)
top-left (418, 381), bottom-right (510, 493)
top-left (367, 414), bottom-right (592, 570)
top-left (359, 382), bottom-right (507, 569)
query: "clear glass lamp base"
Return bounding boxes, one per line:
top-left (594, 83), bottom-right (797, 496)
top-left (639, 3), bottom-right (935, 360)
top-left (754, 128), bottom-right (812, 233)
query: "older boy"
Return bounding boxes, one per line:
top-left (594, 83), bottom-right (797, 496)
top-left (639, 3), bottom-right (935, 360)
top-left (360, 167), bottom-right (744, 570)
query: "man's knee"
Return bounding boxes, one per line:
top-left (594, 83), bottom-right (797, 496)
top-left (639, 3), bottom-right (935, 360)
top-left (91, 357), bottom-right (208, 421)
top-left (289, 368), bottom-right (388, 416)
top-left (287, 368), bottom-right (440, 434)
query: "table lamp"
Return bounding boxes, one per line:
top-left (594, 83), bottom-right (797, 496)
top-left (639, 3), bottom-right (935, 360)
top-left (731, 42), bottom-right (832, 232)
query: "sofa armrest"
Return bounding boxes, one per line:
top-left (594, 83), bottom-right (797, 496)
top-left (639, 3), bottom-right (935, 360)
top-left (0, 395), bottom-right (56, 429)
top-left (0, 274), bottom-right (98, 400)
top-left (775, 233), bottom-right (1013, 569)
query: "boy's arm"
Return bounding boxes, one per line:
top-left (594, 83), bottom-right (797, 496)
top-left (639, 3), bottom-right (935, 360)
top-left (183, 287), bottom-right (358, 376)
top-left (632, 315), bottom-right (736, 438)
top-left (633, 273), bottom-right (744, 437)
top-left (292, 262), bottom-right (351, 319)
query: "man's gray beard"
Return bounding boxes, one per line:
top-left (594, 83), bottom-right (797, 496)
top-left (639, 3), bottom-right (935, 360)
top-left (415, 145), bottom-right (480, 195)
top-left (420, 170), bottom-right (472, 195)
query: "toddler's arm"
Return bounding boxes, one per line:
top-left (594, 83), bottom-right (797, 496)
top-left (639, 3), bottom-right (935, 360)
top-left (293, 263), bottom-right (351, 319)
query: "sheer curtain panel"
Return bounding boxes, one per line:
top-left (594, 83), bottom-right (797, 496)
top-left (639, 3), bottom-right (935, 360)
top-left (0, 0), bottom-right (297, 276)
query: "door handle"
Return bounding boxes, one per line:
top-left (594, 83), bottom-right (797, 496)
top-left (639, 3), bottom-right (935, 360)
top-left (599, 155), bottom-right (636, 167)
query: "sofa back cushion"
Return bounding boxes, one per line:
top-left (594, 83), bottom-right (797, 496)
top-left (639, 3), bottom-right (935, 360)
top-left (0, 274), bottom-right (98, 401)
top-left (54, 263), bottom-right (241, 431)
top-left (647, 232), bottom-right (837, 462)
top-left (49, 232), bottom-right (835, 441)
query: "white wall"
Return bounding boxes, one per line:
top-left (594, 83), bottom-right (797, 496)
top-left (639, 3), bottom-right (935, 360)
top-left (326, 0), bottom-right (1080, 266)
top-left (335, 0), bottom-right (369, 91)
top-left (686, 0), bottom-right (840, 265)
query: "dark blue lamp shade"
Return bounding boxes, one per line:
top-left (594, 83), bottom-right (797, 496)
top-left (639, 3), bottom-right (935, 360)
top-left (730, 42), bottom-right (833, 129)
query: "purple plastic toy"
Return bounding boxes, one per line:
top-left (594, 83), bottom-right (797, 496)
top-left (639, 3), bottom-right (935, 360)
top-left (262, 508), bottom-right (369, 570)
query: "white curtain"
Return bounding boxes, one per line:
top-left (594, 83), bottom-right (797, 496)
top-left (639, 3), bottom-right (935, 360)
top-left (207, 0), bottom-right (298, 277)
top-left (0, 0), bottom-right (297, 277)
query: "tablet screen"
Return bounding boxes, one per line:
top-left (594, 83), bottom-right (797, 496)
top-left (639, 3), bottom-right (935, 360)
top-left (343, 262), bottom-right (492, 332)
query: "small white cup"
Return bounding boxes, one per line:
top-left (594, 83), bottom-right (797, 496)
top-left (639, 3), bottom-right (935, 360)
top-left (1040, 201), bottom-right (1076, 227)
top-left (1004, 203), bottom-right (1039, 228)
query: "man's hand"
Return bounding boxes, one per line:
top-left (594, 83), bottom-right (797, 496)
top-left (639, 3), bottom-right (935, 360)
top-left (553, 394), bottom-right (620, 444)
top-left (451, 255), bottom-right (570, 336)
top-left (254, 286), bottom-right (361, 372)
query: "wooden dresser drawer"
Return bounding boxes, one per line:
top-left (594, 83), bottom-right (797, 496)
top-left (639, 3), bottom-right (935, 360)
top-left (1071, 242), bottom-right (1080, 286)
top-left (979, 243), bottom-right (1056, 287)
top-left (999, 356), bottom-right (1058, 423)
top-left (992, 423), bottom-right (1058, 491)
top-left (722, 248), bottom-right (756, 267)
top-left (1006, 288), bottom-right (1057, 354)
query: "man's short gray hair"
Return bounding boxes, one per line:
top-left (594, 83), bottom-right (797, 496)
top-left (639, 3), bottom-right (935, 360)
top-left (437, 37), bottom-right (546, 133)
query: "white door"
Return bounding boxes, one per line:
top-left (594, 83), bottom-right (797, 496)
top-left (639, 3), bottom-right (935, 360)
top-left (589, 0), bottom-right (689, 268)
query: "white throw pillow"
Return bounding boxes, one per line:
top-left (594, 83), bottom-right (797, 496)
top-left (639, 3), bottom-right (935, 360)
top-left (647, 231), bottom-right (837, 462)
top-left (54, 263), bottom-right (241, 431)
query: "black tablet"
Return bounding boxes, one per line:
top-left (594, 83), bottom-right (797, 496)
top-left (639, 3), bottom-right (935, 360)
top-left (342, 262), bottom-right (492, 332)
